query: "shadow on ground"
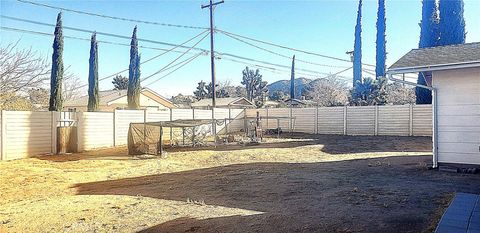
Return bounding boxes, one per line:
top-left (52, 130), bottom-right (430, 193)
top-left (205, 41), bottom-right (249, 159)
top-left (73, 155), bottom-right (480, 233)
top-left (38, 134), bottom-right (432, 162)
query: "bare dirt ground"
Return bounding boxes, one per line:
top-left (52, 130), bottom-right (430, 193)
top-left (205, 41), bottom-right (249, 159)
top-left (1, 134), bottom-right (479, 233)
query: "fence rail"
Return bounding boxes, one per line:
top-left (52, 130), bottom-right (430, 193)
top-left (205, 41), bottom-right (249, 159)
top-left (0, 104), bottom-right (432, 160)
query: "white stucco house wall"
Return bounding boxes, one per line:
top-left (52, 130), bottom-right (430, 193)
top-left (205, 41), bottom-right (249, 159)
top-left (387, 42), bottom-right (480, 168)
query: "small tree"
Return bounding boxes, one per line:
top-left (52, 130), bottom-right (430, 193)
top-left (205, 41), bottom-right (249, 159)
top-left (304, 76), bottom-right (348, 107)
top-left (385, 83), bottom-right (415, 105)
top-left (349, 77), bottom-right (387, 106)
top-left (241, 67), bottom-right (268, 107)
top-left (112, 75), bottom-right (128, 90)
top-left (87, 33), bottom-right (99, 112)
top-left (193, 80), bottom-right (208, 100)
top-left (127, 26), bottom-right (141, 109)
top-left (49, 12), bottom-right (64, 111)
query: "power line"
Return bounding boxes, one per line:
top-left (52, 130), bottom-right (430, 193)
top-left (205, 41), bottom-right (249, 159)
top-left (1, 15), bottom-right (210, 53)
top-left (220, 30), bottom-right (349, 69)
top-left (219, 55), bottom-right (351, 80)
top-left (144, 52), bottom-right (205, 87)
top-left (16, 0), bottom-right (208, 30)
top-left (141, 32), bottom-right (210, 83)
top-left (3, 16), bottom-right (353, 80)
top-left (218, 29), bottom-right (376, 68)
top-left (216, 52), bottom-right (336, 76)
top-left (13, 1), bottom-right (376, 68)
top-left (76, 31), bottom-right (210, 88)
top-left (1, 26), bottom-right (208, 56)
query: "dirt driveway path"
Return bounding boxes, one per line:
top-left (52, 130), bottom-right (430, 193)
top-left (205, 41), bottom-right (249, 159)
top-left (1, 135), bottom-right (479, 232)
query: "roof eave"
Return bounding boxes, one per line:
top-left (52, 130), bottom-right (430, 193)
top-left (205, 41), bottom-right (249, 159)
top-left (387, 61), bottom-right (480, 75)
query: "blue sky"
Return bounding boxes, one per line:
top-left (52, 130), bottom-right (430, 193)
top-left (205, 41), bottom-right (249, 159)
top-left (1, 0), bottom-right (479, 97)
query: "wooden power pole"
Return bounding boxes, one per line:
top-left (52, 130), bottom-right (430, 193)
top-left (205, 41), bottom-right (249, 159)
top-left (202, 0), bottom-right (224, 108)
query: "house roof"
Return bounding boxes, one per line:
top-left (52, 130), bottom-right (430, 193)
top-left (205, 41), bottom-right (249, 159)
top-left (190, 97), bottom-right (255, 108)
top-left (64, 88), bottom-right (174, 107)
top-left (388, 42), bottom-right (480, 73)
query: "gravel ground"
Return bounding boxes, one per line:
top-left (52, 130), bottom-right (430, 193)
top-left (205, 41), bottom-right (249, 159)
top-left (1, 134), bottom-right (479, 233)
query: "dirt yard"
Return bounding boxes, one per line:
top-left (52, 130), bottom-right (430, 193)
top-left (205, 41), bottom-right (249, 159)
top-left (1, 134), bottom-right (479, 233)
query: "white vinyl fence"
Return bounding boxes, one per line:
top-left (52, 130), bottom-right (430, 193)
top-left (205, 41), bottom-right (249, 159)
top-left (0, 108), bottom-right (245, 160)
top-left (245, 104), bottom-right (432, 136)
top-left (0, 105), bottom-right (431, 160)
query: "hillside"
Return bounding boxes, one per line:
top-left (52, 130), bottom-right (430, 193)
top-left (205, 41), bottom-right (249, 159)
top-left (267, 77), bottom-right (311, 99)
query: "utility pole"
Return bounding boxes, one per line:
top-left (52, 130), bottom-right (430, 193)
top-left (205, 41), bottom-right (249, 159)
top-left (202, 0), bottom-right (224, 108)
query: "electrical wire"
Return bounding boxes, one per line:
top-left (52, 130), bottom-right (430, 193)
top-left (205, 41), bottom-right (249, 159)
top-left (0, 26), bottom-right (203, 55)
top-left (77, 31), bottom-right (210, 88)
top-left (141, 32), bottom-right (209, 83)
top-left (1, 15), bottom-right (210, 53)
top-left (16, 0), bottom-right (208, 30)
top-left (218, 29), bottom-right (376, 68)
top-left (219, 30), bottom-right (350, 69)
top-left (216, 52), bottom-right (336, 76)
top-left (144, 52), bottom-right (205, 87)
top-left (13, 1), bottom-right (376, 68)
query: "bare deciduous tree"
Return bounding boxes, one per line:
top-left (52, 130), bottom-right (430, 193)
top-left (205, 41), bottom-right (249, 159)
top-left (304, 76), bottom-right (349, 107)
top-left (0, 42), bottom-right (50, 94)
top-left (1, 42), bottom-right (84, 110)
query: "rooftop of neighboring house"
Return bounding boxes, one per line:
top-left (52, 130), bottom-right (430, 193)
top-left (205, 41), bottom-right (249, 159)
top-left (190, 97), bottom-right (255, 108)
top-left (64, 88), bottom-right (176, 108)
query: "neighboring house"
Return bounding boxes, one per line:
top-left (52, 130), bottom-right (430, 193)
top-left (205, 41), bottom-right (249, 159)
top-left (263, 100), bottom-right (281, 108)
top-left (190, 97), bottom-right (256, 109)
top-left (63, 88), bottom-right (176, 111)
top-left (283, 98), bottom-right (316, 108)
top-left (387, 42), bottom-right (480, 168)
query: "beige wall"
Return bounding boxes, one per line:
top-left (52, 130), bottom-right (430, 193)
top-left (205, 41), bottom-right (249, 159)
top-left (108, 93), bottom-right (170, 110)
top-left (433, 67), bottom-right (480, 165)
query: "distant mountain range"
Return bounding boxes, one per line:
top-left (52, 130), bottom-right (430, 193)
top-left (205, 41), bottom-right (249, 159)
top-left (266, 77), bottom-right (311, 98)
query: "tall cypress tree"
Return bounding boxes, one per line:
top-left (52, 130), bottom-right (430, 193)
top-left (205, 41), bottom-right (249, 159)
top-left (353, 0), bottom-right (363, 89)
top-left (87, 32), bottom-right (99, 112)
top-left (127, 26), bottom-right (141, 109)
top-left (290, 55), bottom-right (295, 100)
top-left (438, 0), bottom-right (466, 46)
top-left (416, 0), bottom-right (438, 104)
top-left (49, 12), bottom-right (64, 111)
top-left (375, 0), bottom-right (386, 79)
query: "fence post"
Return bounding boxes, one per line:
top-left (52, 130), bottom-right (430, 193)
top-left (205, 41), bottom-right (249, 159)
top-left (343, 106), bottom-right (347, 135)
top-left (315, 105), bottom-right (319, 134)
top-left (113, 109), bottom-right (116, 147)
top-left (374, 105), bottom-right (379, 136)
top-left (289, 107), bottom-right (292, 133)
top-left (1, 110), bottom-right (5, 160)
top-left (51, 111), bottom-right (58, 155)
top-left (227, 108), bottom-right (231, 134)
top-left (409, 104), bottom-right (414, 136)
top-left (170, 108), bottom-right (173, 145)
top-left (266, 107), bottom-right (269, 129)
